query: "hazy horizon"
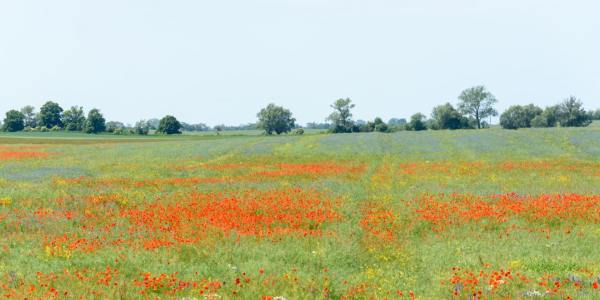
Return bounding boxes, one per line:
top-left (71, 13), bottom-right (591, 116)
top-left (1, 0), bottom-right (599, 126)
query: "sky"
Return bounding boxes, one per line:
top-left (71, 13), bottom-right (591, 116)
top-left (1, 0), bottom-right (599, 126)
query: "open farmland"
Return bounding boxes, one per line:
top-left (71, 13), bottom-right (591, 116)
top-left (2, 128), bottom-right (600, 299)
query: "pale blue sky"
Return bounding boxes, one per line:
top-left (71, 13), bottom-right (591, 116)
top-left (1, 0), bottom-right (598, 125)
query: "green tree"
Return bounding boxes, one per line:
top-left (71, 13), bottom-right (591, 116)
top-left (133, 120), bottom-right (150, 135)
top-left (157, 115), bottom-right (182, 134)
top-left (62, 106), bottom-right (86, 131)
top-left (38, 101), bottom-right (64, 128)
top-left (457, 86), bottom-right (498, 129)
top-left (531, 105), bottom-right (560, 127)
top-left (592, 109), bottom-right (600, 120)
top-left (2, 110), bottom-right (25, 132)
top-left (327, 98), bottom-right (356, 133)
top-left (360, 117), bottom-right (389, 132)
top-left (256, 103), bottom-right (296, 135)
top-left (500, 104), bottom-right (543, 129)
top-left (405, 113), bottom-right (427, 131)
top-left (106, 121), bottom-right (125, 133)
top-left (20, 105), bottom-right (37, 128)
top-left (373, 117), bottom-right (388, 132)
top-left (557, 96), bottom-right (592, 127)
top-left (83, 108), bottom-right (106, 133)
top-left (430, 103), bottom-right (470, 130)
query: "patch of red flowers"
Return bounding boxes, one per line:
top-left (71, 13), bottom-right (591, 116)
top-left (444, 266), bottom-right (600, 299)
top-left (360, 208), bottom-right (399, 241)
top-left (415, 193), bottom-right (600, 232)
top-left (0, 151), bottom-right (52, 160)
top-left (124, 188), bottom-right (341, 249)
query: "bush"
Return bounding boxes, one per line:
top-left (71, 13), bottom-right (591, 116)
top-left (500, 104), bottom-right (543, 129)
top-left (294, 128), bottom-right (305, 135)
top-left (406, 113), bottom-right (427, 131)
top-left (430, 103), bottom-right (471, 130)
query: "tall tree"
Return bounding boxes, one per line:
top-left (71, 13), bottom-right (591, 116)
top-left (20, 105), bottom-right (37, 128)
top-left (2, 110), bottom-right (25, 132)
top-left (83, 108), bottom-right (106, 133)
top-left (62, 106), bottom-right (86, 131)
top-left (557, 96), bottom-right (592, 127)
top-left (327, 98), bottom-right (356, 133)
top-left (257, 103), bottom-right (296, 135)
top-left (39, 101), bottom-right (64, 128)
top-left (157, 115), bottom-right (182, 134)
top-left (457, 86), bottom-right (498, 129)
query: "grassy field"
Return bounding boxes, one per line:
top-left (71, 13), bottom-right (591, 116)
top-left (2, 127), bottom-right (600, 299)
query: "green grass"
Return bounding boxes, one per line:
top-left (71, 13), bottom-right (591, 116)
top-left (1, 127), bottom-right (600, 299)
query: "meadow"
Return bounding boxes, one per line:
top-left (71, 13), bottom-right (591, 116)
top-left (2, 127), bottom-right (600, 299)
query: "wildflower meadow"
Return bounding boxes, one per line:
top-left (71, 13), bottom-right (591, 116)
top-left (2, 127), bottom-right (600, 299)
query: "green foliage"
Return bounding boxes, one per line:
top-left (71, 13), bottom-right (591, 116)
top-left (430, 103), bottom-right (471, 130)
top-left (591, 109), bottom-right (600, 120)
top-left (106, 121), bottom-right (126, 133)
top-left (388, 118), bottom-right (406, 126)
top-left (457, 86), bottom-right (498, 129)
top-left (157, 115), bottom-right (182, 134)
top-left (500, 104), bottom-right (543, 129)
top-left (360, 117), bottom-right (389, 132)
top-left (327, 98), bottom-right (356, 133)
top-left (38, 101), bottom-right (64, 128)
top-left (62, 106), bottom-right (86, 131)
top-left (20, 105), bottom-right (37, 128)
top-left (256, 103), bottom-right (296, 135)
top-left (2, 109), bottom-right (25, 132)
top-left (557, 96), bottom-right (592, 127)
top-left (405, 113), bottom-right (427, 131)
top-left (83, 109), bottom-right (106, 134)
top-left (294, 128), bottom-right (305, 135)
top-left (181, 122), bottom-right (210, 132)
top-left (134, 120), bottom-right (150, 135)
top-left (531, 105), bottom-right (560, 128)
top-left (147, 118), bottom-right (160, 130)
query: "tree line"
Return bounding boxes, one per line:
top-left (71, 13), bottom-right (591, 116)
top-left (255, 86), bottom-right (598, 135)
top-left (2, 86), bottom-right (599, 135)
top-left (1, 101), bottom-right (184, 135)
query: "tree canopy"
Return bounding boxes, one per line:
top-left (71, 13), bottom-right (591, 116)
top-left (430, 103), bottom-right (470, 130)
top-left (256, 103), bottom-right (296, 135)
top-left (20, 105), bottom-right (37, 128)
top-left (406, 113), bottom-right (427, 131)
top-left (157, 115), bottom-right (182, 134)
top-left (2, 110), bottom-right (25, 132)
top-left (327, 98), bottom-right (356, 133)
top-left (500, 104), bottom-right (543, 129)
top-left (83, 109), bottom-right (106, 133)
top-left (457, 86), bottom-right (498, 129)
top-left (62, 106), bottom-right (86, 131)
top-left (557, 96), bottom-right (591, 127)
top-left (39, 101), bottom-right (64, 128)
